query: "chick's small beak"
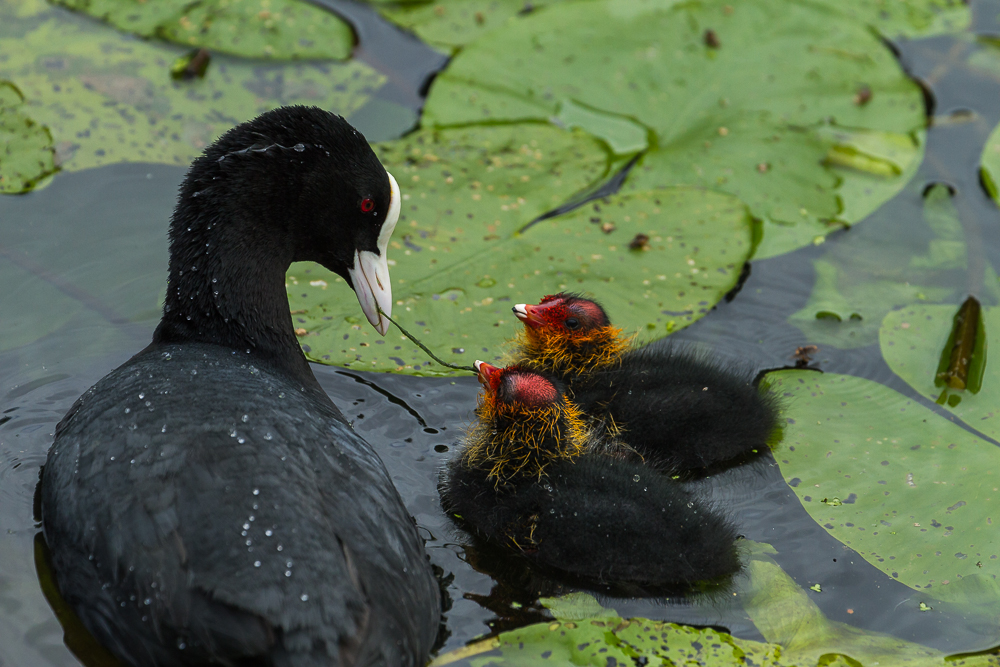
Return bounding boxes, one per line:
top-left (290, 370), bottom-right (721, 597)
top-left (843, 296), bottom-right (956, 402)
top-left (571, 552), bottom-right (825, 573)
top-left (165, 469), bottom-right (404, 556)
top-left (512, 303), bottom-right (543, 328)
top-left (475, 360), bottom-right (501, 391)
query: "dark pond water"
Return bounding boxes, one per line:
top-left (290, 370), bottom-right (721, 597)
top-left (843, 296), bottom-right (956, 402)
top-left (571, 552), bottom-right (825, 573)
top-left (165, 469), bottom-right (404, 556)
top-left (5, 1), bottom-right (1000, 665)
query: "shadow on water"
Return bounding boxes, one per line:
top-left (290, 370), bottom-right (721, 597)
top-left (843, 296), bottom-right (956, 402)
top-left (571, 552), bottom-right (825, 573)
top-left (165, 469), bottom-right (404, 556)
top-left (6, 1), bottom-right (1000, 665)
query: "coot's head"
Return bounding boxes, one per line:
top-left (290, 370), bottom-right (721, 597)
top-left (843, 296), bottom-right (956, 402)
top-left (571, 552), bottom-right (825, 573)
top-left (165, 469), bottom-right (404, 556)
top-left (464, 361), bottom-right (591, 482)
top-left (509, 294), bottom-right (630, 375)
top-left (513, 293), bottom-right (610, 334)
top-left (175, 106), bottom-right (400, 334)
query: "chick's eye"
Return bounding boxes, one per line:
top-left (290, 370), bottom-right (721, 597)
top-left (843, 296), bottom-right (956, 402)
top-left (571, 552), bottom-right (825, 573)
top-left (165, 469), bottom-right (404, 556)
top-left (565, 317), bottom-right (579, 329)
top-left (360, 198), bottom-right (375, 213)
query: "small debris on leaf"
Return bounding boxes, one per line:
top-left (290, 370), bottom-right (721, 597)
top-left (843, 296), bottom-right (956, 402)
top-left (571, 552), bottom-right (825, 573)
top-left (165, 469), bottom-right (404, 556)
top-left (600, 222), bottom-right (616, 234)
top-left (170, 48), bottom-right (211, 80)
top-left (821, 497), bottom-right (842, 506)
top-left (757, 162), bottom-right (770, 173)
top-left (518, 3), bottom-right (535, 15)
top-left (628, 233), bottom-right (650, 250)
top-left (704, 29), bottom-right (720, 48)
top-left (854, 84), bottom-right (872, 106)
top-left (474, 11), bottom-right (485, 24)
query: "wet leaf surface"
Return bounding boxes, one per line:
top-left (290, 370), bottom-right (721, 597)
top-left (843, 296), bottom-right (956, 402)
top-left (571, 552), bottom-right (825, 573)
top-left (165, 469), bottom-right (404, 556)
top-left (881, 303), bottom-right (1000, 438)
top-left (288, 123), bottom-right (752, 373)
top-left (0, 81), bottom-right (57, 194)
top-left (422, 0), bottom-right (927, 259)
top-left (50, 0), bottom-right (353, 60)
top-left (0, 0), bottom-right (383, 172)
top-left (765, 369), bottom-right (1000, 603)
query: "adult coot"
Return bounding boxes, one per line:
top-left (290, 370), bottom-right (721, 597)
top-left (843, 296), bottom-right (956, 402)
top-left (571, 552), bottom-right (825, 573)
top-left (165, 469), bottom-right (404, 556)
top-left (41, 107), bottom-right (440, 666)
top-left (441, 361), bottom-right (740, 590)
top-left (509, 293), bottom-right (780, 472)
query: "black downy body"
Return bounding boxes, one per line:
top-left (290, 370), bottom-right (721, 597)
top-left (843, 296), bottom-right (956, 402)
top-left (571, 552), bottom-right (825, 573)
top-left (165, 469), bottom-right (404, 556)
top-left (442, 366), bottom-right (740, 592)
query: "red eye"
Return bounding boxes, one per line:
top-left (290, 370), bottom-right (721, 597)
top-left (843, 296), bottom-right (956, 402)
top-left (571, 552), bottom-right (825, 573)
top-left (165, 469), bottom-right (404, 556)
top-left (360, 198), bottom-right (374, 213)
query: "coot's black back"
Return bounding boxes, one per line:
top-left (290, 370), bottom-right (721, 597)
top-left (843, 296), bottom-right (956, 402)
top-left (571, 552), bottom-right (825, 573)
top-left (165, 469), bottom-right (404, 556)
top-left (41, 107), bottom-right (440, 666)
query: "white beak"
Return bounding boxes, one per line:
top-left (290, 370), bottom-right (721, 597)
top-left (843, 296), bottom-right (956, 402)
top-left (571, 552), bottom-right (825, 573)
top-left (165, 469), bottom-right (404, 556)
top-left (348, 172), bottom-right (400, 336)
top-left (512, 304), bottom-right (528, 321)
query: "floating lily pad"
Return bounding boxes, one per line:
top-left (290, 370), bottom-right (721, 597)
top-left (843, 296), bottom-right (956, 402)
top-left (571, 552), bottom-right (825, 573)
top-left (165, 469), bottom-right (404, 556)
top-left (0, 81), bottom-right (57, 194)
top-left (49, 0), bottom-right (354, 60)
top-left (373, 0), bottom-right (967, 56)
top-left (982, 120), bottom-right (1000, 204)
top-left (422, 0), bottom-right (926, 259)
top-left (881, 304), bottom-right (1000, 440)
top-left (790, 184), bottom-right (968, 349)
top-left (0, 1), bottom-right (383, 172)
top-left (765, 369), bottom-right (1000, 603)
top-left (430, 590), bottom-right (782, 667)
top-left (369, 0), bottom-right (561, 54)
top-left (432, 547), bottom-right (982, 667)
top-left (288, 124), bottom-right (752, 374)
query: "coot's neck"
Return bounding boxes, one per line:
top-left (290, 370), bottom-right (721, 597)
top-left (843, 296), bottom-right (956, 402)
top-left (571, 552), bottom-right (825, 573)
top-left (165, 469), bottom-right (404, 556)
top-left (152, 200), bottom-right (316, 390)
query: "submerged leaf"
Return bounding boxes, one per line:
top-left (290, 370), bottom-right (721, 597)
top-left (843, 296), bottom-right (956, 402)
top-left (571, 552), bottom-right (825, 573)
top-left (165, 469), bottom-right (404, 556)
top-left (789, 183), bottom-right (966, 349)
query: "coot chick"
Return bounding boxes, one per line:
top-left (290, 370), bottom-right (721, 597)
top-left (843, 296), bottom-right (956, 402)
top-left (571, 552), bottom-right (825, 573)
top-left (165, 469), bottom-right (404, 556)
top-left (441, 362), bottom-right (740, 589)
top-left (510, 293), bottom-right (780, 472)
top-left (41, 107), bottom-right (440, 667)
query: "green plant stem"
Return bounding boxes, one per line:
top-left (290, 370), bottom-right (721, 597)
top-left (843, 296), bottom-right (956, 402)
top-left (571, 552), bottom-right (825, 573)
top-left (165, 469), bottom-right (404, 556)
top-left (380, 310), bottom-right (477, 373)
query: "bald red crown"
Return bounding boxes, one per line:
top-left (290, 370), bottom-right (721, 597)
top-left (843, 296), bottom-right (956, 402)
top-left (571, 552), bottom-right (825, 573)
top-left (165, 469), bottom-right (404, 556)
top-left (476, 362), bottom-right (560, 408)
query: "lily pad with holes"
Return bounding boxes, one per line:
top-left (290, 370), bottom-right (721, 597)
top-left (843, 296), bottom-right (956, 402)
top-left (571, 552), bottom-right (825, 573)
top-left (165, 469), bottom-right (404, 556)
top-left (286, 124), bottom-right (753, 374)
top-left (49, 0), bottom-right (354, 60)
top-left (789, 184), bottom-right (971, 349)
top-left (0, 1), bottom-right (383, 172)
top-left (881, 304), bottom-right (1000, 440)
top-left (0, 81), bottom-right (57, 194)
top-left (422, 0), bottom-right (926, 259)
top-left (764, 369), bottom-right (1000, 603)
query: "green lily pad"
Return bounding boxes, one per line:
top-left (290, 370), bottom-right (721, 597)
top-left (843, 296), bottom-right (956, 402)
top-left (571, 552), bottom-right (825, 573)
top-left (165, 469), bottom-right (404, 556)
top-left (0, 81), bottom-right (57, 194)
top-left (790, 184), bottom-right (968, 349)
top-left (372, 0), bottom-right (967, 56)
top-left (982, 121), bottom-right (1000, 204)
top-left (0, 1), bottom-right (383, 172)
top-left (49, 0), bottom-right (353, 60)
top-left (422, 0), bottom-right (926, 259)
top-left (369, 0), bottom-right (560, 54)
top-left (431, 590), bottom-right (782, 667)
top-left (432, 546), bottom-right (987, 667)
top-left (765, 369), bottom-right (1000, 603)
top-left (288, 123), bottom-right (752, 373)
top-left (881, 304), bottom-right (1000, 439)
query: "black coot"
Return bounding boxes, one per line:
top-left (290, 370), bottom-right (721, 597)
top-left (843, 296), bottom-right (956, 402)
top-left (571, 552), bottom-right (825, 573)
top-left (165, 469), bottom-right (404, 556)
top-left (510, 293), bottom-right (780, 472)
top-left (41, 107), bottom-right (440, 666)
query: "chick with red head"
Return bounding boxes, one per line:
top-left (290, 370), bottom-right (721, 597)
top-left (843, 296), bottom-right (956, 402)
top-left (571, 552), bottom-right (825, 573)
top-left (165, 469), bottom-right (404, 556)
top-left (440, 361), bottom-right (741, 590)
top-left (510, 293), bottom-right (780, 473)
